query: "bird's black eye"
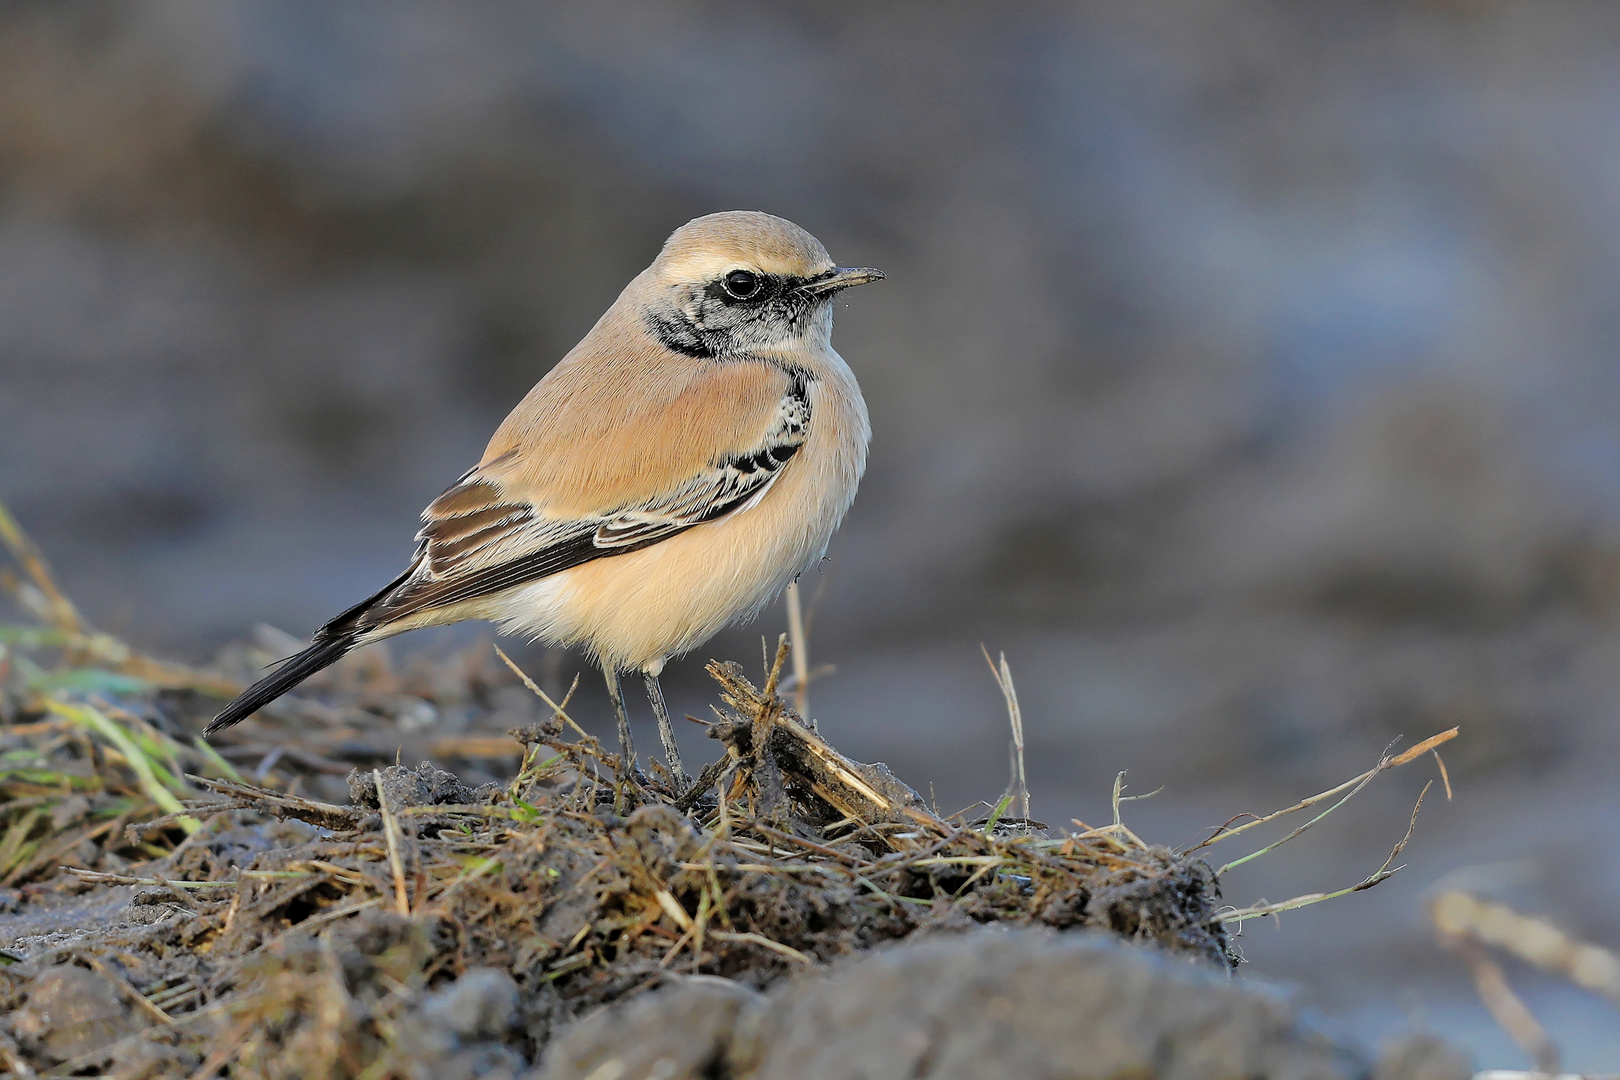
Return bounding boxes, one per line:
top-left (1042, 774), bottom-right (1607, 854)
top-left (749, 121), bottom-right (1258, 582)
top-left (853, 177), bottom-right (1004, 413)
top-left (723, 270), bottom-right (761, 299)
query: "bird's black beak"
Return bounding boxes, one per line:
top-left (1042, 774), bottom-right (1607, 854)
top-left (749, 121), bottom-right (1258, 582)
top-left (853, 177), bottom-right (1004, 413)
top-left (798, 266), bottom-right (886, 296)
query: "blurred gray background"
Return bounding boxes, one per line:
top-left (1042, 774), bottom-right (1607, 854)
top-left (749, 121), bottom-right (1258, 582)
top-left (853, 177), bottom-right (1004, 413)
top-left (4, 1), bottom-right (1620, 1068)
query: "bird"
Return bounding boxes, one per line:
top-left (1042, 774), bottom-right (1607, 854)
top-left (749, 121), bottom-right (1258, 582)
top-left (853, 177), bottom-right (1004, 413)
top-left (205, 210), bottom-right (882, 788)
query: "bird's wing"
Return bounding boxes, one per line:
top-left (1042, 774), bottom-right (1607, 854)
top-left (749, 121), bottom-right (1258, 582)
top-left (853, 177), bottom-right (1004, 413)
top-left (351, 371), bottom-right (810, 628)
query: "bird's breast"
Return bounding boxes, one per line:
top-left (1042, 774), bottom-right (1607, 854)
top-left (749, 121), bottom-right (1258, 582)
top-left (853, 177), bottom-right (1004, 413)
top-left (790, 353), bottom-right (870, 530)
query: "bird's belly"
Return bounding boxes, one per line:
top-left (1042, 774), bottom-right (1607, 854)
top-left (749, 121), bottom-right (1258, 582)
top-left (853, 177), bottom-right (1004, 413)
top-left (488, 428), bottom-right (863, 671)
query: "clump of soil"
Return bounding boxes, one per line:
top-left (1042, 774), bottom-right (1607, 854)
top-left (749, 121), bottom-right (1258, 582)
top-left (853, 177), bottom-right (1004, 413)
top-left (543, 930), bottom-right (1472, 1080)
top-left (0, 638), bottom-right (1254, 1077)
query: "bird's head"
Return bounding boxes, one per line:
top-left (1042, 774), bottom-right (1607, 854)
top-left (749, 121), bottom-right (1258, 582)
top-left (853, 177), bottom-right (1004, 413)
top-left (636, 210), bottom-right (883, 359)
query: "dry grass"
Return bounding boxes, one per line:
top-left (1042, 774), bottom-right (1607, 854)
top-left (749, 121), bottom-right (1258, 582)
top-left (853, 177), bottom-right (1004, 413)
top-left (1433, 890), bottom-right (1620, 1075)
top-left (0, 649), bottom-right (1235, 1076)
top-left (0, 502), bottom-right (248, 893)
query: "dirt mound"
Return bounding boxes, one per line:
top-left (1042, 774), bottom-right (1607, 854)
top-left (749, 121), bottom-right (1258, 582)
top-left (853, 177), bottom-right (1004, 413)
top-left (0, 522), bottom-right (1465, 1078)
top-left (0, 646), bottom-right (1260, 1077)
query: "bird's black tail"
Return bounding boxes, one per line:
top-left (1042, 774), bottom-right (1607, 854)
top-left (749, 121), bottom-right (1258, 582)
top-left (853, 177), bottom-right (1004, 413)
top-left (204, 631), bottom-right (356, 736)
top-left (205, 567), bottom-right (416, 737)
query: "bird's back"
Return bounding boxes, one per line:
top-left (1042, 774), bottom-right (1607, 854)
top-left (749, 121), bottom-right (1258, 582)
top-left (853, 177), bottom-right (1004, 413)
top-left (477, 290), bottom-right (806, 518)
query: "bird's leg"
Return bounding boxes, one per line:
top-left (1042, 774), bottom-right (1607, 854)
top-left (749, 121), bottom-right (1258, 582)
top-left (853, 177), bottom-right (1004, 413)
top-left (602, 664), bottom-right (635, 784)
top-left (643, 670), bottom-right (686, 788)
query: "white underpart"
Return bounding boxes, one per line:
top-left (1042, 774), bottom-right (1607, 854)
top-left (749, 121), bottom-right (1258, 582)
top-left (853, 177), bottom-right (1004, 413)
top-left (486, 572), bottom-right (577, 645)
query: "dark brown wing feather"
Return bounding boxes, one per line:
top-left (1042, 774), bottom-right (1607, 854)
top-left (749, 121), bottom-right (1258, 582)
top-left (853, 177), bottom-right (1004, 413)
top-left (359, 376), bottom-right (810, 626)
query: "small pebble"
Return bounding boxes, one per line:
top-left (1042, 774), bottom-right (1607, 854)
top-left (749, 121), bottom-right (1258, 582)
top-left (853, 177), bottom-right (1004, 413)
top-left (11, 964), bottom-right (146, 1062)
top-left (422, 967), bottom-right (520, 1039)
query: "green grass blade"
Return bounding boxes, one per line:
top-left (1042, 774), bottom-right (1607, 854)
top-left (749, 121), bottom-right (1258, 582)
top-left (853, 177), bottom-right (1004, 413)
top-left (47, 701), bottom-right (200, 834)
top-left (190, 736), bottom-right (246, 783)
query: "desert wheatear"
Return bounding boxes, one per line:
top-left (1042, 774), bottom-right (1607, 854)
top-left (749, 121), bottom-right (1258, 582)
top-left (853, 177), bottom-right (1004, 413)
top-left (206, 211), bottom-right (882, 785)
